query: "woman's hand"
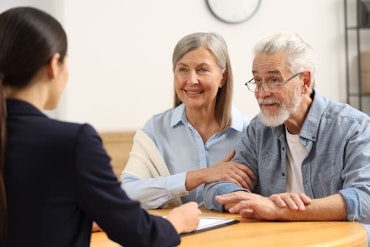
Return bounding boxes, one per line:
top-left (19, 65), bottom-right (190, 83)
top-left (166, 201), bottom-right (201, 234)
top-left (91, 221), bottom-right (102, 232)
top-left (185, 150), bottom-right (255, 190)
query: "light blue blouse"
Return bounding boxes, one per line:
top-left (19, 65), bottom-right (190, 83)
top-left (121, 103), bottom-right (250, 209)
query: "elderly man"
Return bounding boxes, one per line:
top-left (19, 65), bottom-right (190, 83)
top-left (204, 33), bottom-right (370, 243)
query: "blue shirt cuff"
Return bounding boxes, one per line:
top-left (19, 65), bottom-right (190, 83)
top-left (339, 188), bottom-right (361, 222)
top-left (204, 182), bottom-right (248, 212)
top-left (167, 172), bottom-right (189, 197)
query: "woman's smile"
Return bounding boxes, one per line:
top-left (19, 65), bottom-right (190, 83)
top-left (184, 89), bottom-right (204, 95)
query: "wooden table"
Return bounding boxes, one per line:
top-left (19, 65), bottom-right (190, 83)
top-left (90, 208), bottom-right (368, 247)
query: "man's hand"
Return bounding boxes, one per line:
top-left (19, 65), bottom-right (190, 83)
top-left (216, 192), bottom-right (347, 222)
top-left (269, 193), bottom-right (312, 211)
top-left (216, 191), bottom-right (283, 220)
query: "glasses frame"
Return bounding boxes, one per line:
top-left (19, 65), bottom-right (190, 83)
top-left (245, 72), bottom-right (303, 93)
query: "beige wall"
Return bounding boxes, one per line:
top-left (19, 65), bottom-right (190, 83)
top-left (1, 0), bottom-right (348, 131)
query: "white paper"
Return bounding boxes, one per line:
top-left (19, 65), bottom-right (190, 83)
top-left (196, 217), bottom-right (237, 231)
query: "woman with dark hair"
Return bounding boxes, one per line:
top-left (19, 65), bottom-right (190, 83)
top-left (0, 6), bottom-right (200, 247)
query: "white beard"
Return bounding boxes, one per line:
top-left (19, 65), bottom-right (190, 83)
top-left (258, 87), bottom-right (302, 127)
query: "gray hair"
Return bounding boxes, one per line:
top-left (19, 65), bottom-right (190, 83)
top-left (172, 32), bottom-right (230, 73)
top-left (172, 32), bottom-right (233, 133)
top-left (254, 33), bottom-right (316, 86)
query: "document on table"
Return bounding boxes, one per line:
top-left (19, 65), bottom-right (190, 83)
top-left (180, 217), bottom-right (239, 236)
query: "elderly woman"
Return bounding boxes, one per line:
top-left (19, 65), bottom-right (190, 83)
top-left (121, 32), bottom-right (254, 209)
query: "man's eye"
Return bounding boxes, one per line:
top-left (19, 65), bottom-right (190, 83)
top-left (270, 77), bottom-right (280, 83)
top-left (254, 78), bottom-right (262, 83)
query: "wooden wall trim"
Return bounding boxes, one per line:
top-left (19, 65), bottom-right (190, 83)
top-left (99, 131), bottom-right (136, 179)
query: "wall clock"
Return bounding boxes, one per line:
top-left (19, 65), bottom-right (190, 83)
top-left (206, 0), bottom-right (261, 24)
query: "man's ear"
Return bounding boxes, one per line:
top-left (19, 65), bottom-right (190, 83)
top-left (301, 70), bottom-right (312, 94)
top-left (47, 53), bottom-right (61, 79)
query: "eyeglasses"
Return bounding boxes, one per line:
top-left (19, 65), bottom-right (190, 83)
top-left (245, 72), bottom-right (303, 93)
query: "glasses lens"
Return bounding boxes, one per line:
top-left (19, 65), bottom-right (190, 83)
top-left (246, 81), bottom-right (257, 92)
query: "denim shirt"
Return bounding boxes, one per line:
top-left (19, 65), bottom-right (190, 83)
top-left (204, 91), bottom-right (370, 226)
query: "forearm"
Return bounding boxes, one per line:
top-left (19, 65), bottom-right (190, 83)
top-left (185, 169), bottom-right (207, 191)
top-left (121, 173), bottom-right (187, 209)
top-left (277, 194), bottom-right (347, 221)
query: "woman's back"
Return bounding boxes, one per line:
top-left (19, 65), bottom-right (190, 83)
top-left (4, 99), bottom-right (114, 246)
top-left (0, 7), bottom-right (201, 246)
top-left (3, 99), bottom-right (186, 247)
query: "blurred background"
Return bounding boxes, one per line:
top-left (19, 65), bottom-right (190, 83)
top-left (1, 0), bottom-right (365, 131)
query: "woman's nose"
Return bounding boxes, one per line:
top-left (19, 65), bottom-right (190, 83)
top-left (187, 72), bottom-right (199, 85)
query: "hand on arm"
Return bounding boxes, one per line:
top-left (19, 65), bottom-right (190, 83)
top-left (269, 193), bottom-right (312, 211)
top-left (166, 202), bottom-right (201, 234)
top-left (216, 191), bottom-right (347, 221)
top-left (185, 150), bottom-right (255, 191)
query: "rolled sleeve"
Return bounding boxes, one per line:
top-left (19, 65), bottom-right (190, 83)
top-left (204, 182), bottom-right (248, 211)
top-left (339, 188), bottom-right (361, 222)
top-left (339, 187), bottom-right (370, 224)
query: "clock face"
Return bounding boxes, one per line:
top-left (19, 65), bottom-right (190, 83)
top-left (206, 0), bottom-right (261, 24)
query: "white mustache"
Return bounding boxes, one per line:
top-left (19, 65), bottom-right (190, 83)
top-left (257, 97), bottom-right (281, 105)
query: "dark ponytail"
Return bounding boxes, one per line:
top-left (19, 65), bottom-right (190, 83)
top-left (0, 7), bottom-right (68, 238)
top-left (0, 7), bottom-right (67, 88)
top-left (0, 72), bottom-right (6, 237)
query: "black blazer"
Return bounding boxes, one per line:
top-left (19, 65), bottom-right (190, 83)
top-left (1, 99), bottom-right (180, 247)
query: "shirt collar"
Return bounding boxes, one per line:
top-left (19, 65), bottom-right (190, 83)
top-left (171, 103), bottom-right (186, 128)
top-left (170, 103), bottom-right (246, 132)
top-left (299, 90), bottom-right (324, 141)
top-left (270, 90), bottom-right (322, 141)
